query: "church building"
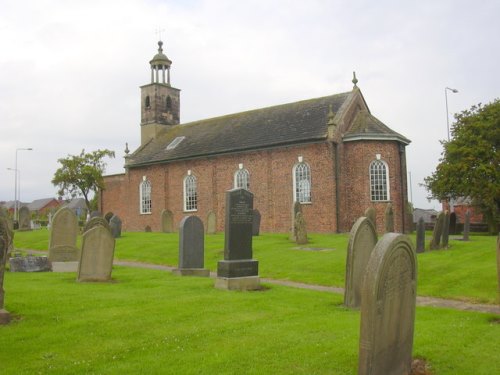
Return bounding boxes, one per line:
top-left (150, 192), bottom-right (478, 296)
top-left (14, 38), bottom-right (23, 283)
top-left (100, 41), bottom-right (411, 234)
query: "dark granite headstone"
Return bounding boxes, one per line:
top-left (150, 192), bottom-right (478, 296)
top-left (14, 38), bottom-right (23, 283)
top-left (174, 216), bottom-right (209, 277)
top-left (442, 211), bottom-right (450, 249)
top-left (252, 209), bottom-right (261, 236)
top-left (10, 255), bottom-right (51, 272)
top-left (216, 189), bottom-right (259, 290)
top-left (449, 212), bottom-right (457, 235)
top-left (463, 210), bottom-right (470, 241)
top-left (109, 215), bottom-right (122, 238)
top-left (18, 206), bottom-right (31, 231)
top-left (344, 217), bottom-right (377, 308)
top-left (206, 211), bottom-right (216, 235)
top-left (358, 233), bottom-right (417, 375)
top-left (430, 211), bottom-right (444, 250)
top-left (416, 217), bottom-right (425, 253)
top-left (161, 209), bottom-right (174, 233)
top-left (384, 204), bottom-right (394, 233)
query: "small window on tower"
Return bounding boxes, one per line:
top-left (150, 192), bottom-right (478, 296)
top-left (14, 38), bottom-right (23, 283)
top-left (166, 96), bottom-right (172, 111)
top-left (145, 96), bottom-right (151, 108)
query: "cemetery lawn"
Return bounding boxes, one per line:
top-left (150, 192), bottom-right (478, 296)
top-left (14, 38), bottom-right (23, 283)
top-left (2, 267), bottom-right (499, 375)
top-left (13, 230), bottom-right (499, 304)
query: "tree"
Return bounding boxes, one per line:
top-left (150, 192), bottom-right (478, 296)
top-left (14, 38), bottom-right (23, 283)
top-left (424, 99), bottom-right (500, 233)
top-left (52, 149), bottom-right (115, 212)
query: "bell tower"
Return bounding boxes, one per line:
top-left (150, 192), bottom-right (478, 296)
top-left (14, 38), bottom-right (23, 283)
top-left (140, 40), bottom-right (181, 145)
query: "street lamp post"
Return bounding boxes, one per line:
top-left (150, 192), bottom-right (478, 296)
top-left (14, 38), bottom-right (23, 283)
top-left (445, 87), bottom-right (458, 141)
top-left (14, 148), bottom-right (33, 222)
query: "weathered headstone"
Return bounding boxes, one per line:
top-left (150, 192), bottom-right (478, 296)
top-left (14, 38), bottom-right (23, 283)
top-left (0, 208), bottom-right (12, 232)
top-left (364, 207), bottom-right (377, 232)
top-left (89, 211), bottom-right (102, 219)
top-left (109, 215), bottom-right (122, 238)
top-left (9, 255), bottom-right (51, 272)
top-left (295, 212), bottom-right (308, 245)
top-left (358, 233), bottom-right (417, 375)
top-left (77, 225), bottom-right (115, 282)
top-left (0, 217), bottom-right (14, 256)
top-left (216, 189), bottom-right (259, 290)
top-left (429, 211), bottom-right (444, 250)
top-left (83, 216), bottom-right (110, 234)
top-left (416, 217), bottom-right (425, 253)
top-left (442, 211), bottom-right (450, 249)
top-left (290, 201), bottom-right (303, 241)
top-left (0, 219), bottom-right (12, 324)
top-left (161, 209), bottom-right (174, 233)
top-left (173, 216), bottom-right (209, 277)
top-left (344, 217), bottom-right (378, 308)
top-left (463, 210), bottom-right (470, 241)
top-left (18, 206), bottom-right (31, 231)
top-left (449, 212), bottom-right (457, 235)
top-left (405, 202), bottom-right (414, 234)
top-left (49, 207), bottom-right (79, 271)
top-left (104, 211), bottom-right (114, 223)
top-left (252, 209), bottom-right (261, 236)
top-left (384, 204), bottom-right (394, 233)
top-left (145, 225), bottom-right (152, 232)
top-left (206, 211), bottom-right (216, 235)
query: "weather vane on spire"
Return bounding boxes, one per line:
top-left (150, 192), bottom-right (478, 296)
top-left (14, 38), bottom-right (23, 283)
top-left (155, 27), bottom-right (166, 41)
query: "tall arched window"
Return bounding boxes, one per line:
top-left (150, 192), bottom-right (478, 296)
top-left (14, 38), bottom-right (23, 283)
top-left (234, 168), bottom-right (250, 190)
top-left (140, 179), bottom-right (152, 214)
top-left (370, 159), bottom-right (390, 201)
top-left (293, 162), bottom-right (311, 203)
top-left (184, 174), bottom-right (198, 211)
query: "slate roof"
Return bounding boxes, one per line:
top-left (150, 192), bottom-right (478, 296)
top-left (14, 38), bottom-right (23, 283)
top-left (127, 90), bottom-right (409, 168)
top-left (27, 198), bottom-right (58, 211)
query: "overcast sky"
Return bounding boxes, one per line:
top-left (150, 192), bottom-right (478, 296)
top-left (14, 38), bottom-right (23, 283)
top-left (1, 0), bottom-right (499, 210)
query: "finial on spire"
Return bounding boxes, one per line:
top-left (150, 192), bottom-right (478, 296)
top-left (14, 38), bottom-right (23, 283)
top-left (124, 142), bottom-right (130, 155)
top-left (327, 104), bottom-right (336, 126)
top-left (352, 71), bottom-right (358, 88)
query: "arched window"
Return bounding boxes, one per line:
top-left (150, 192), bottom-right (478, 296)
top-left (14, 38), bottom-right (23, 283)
top-left (140, 179), bottom-right (152, 214)
top-left (184, 174), bottom-right (197, 211)
top-left (293, 162), bottom-right (311, 203)
top-left (234, 168), bottom-right (250, 190)
top-left (145, 95), bottom-right (151, 108)
top-left (370, 159), bottom-right (390, 201)
top-left (166, 96), bottom-right (172, 111)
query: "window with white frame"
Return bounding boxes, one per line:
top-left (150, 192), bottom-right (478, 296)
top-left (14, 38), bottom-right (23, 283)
top-left (140, 179), bottom-right (152, 214)
top-left (293, 162), bottom-right (311, 203)
top-left (184, 174), bottom-right (198, 211)
top-left (234, 168), bottom-right (250, 190)
top-left (369, 159), bottom-right (390, 201)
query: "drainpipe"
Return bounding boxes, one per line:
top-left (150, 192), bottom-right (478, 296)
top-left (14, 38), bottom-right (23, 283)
top-left (399, 144), bottom-right (406, 233)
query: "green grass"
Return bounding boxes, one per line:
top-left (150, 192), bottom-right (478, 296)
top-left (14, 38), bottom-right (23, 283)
top-left (1, 267), bottom-right (499, 374)
top-left (13, 230), bottom-right (499, 303)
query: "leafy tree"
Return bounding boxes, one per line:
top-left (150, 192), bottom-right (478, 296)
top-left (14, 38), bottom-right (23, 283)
top-left (424, 99), bottom-right (500, 233)
top-left (52, 149), bottom-right (115, 212)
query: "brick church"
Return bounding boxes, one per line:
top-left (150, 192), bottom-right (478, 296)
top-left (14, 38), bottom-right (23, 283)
top-left (100, 41), bottom-right (411, 234)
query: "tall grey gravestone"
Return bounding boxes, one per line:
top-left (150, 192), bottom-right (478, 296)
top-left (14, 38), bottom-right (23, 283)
top-left (442, 211), bottom-right (450, 249)
top-left (77, 225), bottom-right (115, 282)
top-left (18, 206), bottom-right (31, 231)
top-left (161, 209), bottom-right (174, 233)
top-left (384, 204), bottom-right (394, 233)
top-left (430, 211), bottom-right (444, 250)
top-left (109, 215), bottom-right (122, 238)
top-left (416, 217), bottom-right (425, 253)
top-left (463, 210), bottom-right (470, 241)
top-left (295, 212), bottom-right (308, 245)
top-left (364, 207), bottom-right (377, 233)
top-left (252, 209), bottom-right (261, 236)
top-left (49, 207), bottom-right (79, 272)
top-left (290, 201), bottom-right (303, 241)
top-left (206, 211), bottom-right (216, 235)
top-left (173, 216), bottom-right (209, 277)
top-left (358, 233), bottom-right (417, 375)
top-left (216, 189), bottom-right (260, 290)
top-left (0, 217), bottom-right (12, 324)
top-left (84, 216), bottom-right (110, 234)
top-left (344, 217), bottom-right (378, 309)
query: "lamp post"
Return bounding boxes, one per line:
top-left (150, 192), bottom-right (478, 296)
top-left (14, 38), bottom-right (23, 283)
top-left (14, 148), bottom-right (33, 222)
top-left (445, 87), bottom-right (458, 141)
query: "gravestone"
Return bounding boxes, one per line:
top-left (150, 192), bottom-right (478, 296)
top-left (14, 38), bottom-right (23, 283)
top-left (90, 211), bottom-right (102, 219)
top-left (252, 209), bottom-right (261, 236)
top-left (463, 210), bottom-right (470, 241)
top-left (344, 217), bottom-right (377, 309)
top-left (109, 215), bottom-right (122, 238)
top-left (449, 212), bottom-right (457, 235)
top-left (173, 216), bottom-right (209, 277)
top-left (497, 234), bottom-right (500, 303)
top-left (18, 206), bottom-right (31, 231)
top-left (0, 217), bottom-right (14, 255)
top-left (145, 225), bottom-right (152, 232)
top-left (405, 202), bottom-right (414, 234)
top-left (84, 216), bottom-right (110, 234)
top-left (416, 217), bottom-right (425, 253)
top-left (295, 212), bottom-right (308, 245)
top-left (290, 201), bottom-right (303, 241)
top-left (77, 225), bottom-right (115, 282)
top-left (364, 207), bottom-right (377, 232)
top-left (104, 211), bottom-right (114, 223)
top-left (49, 207), bottom-right (79, 271)
top-left (161, 209), bottom-right (174, 233)
top-left (358, 233), bottom-right (417, 375)
top-left (206, 211), bottom-right (216, 235)
top-left (10, 255), bottom-right (51, 272)
top-left (384, 204), bottom-right (394, 233)
top-left (429, 211), bottom-right (444, 250)
top-left (442, 211), bottom-right (450, 249)
top-left (0, 218), bottom-right (11, 324)
top-left (216, 189), bottom-right (259, 290)
top-left (0, 208), bottom-right (12, 232)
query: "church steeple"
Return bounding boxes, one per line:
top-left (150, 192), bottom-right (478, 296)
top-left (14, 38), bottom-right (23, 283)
top-left (140, 40), bottom-right (181, 145)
